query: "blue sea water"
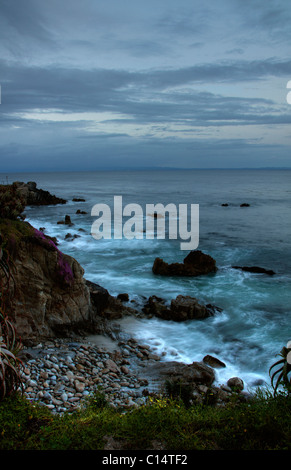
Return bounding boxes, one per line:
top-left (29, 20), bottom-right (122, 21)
top-left (3, 169), bottom-right (291, 390)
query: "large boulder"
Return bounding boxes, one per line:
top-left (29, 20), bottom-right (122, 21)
top-left (142, 360), bottom-right (216, 388)
top-left (152, 250), bottom-right (217, 277)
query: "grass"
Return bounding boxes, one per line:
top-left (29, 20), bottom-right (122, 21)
top-left (0, 388), bottom-right (290, 451)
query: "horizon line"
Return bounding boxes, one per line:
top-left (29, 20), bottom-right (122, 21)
top-left (2, 166), bottom-right (291, 174)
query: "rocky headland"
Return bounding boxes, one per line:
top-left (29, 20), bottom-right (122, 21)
top-left (0, 182), bottom-right (252, 413)
top-left (13, 181), bottom-right (67, 206)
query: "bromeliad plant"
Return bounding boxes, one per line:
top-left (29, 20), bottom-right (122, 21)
top-left (0, 309), bottom-right (23, 400)
top-left (269, 342), bottom-right (291, 396)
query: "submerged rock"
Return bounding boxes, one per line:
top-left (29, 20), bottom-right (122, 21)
top-left (76, 210), bottom-right (87, 214)
top-left (232, 266), bottom-right (275, 275)
top-left (65, 233), bottom-right (80, 241)
top-left (152, 250), bottom-right (217, 277)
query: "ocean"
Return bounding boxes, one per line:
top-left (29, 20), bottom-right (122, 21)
top-left (3, 169), bottom-right (291, 391)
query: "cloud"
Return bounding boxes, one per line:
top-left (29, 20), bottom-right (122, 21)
top-left (0, 0), bottom-right (291, 171)
top-left (0, 0), bottom-right (57, 62)
top-left (1, 58), bottom-right (291, 127)
top-left (0, 0), bottom-right (52, 41)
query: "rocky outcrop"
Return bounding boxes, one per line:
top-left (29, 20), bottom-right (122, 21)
top-left (152, 250), bottom-right (217, 277)
top-left (142, 295), bottom-right (222, 322)
top-left (232, 266), bottom-right (275, 275)
top-left (0, 220), bottom-right (136, 345)
top-left (86, 280), bottom-right (137, 320)
top-left (13, 181), bottom-right (67, 206)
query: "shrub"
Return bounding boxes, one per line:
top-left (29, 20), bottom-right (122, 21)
top-left (164, 379), bottom-right (193, 408)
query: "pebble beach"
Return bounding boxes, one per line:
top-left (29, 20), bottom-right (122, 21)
top-left (20, 334), bottom-right (161, 414)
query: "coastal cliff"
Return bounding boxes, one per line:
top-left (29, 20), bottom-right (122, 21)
top-left (0, 218), bottom-right (133, 345)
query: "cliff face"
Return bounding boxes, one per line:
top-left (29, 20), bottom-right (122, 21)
top-left (0, 220), bottom-right (131, 345)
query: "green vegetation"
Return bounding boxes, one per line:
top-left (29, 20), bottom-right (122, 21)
top-left (0, 183), bottom-right (25, 221)
top-left (0, 218), bottom-right (34, 262)
top-left (0, 386), bottom-right (290, 450)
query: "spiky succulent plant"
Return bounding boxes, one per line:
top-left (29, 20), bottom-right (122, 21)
top-left (0, 311), bottom-right (23, 400)
top-left (269, 343), bottom-right (291, 396)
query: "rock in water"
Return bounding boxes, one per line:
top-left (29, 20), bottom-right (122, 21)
top-left (232, 266), bottom-right (275, 275)
top-left (152, 250), bottom-right (217, 277)
top-left (170, 295), bottom-right (214, 321)
top-left (142, 295), bottom-right (220, 321)
top-left (203, 355), bottom-right (226, 369)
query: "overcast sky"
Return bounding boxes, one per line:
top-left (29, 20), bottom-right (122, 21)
top-left (1, 0), bottom-right (291, 171)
